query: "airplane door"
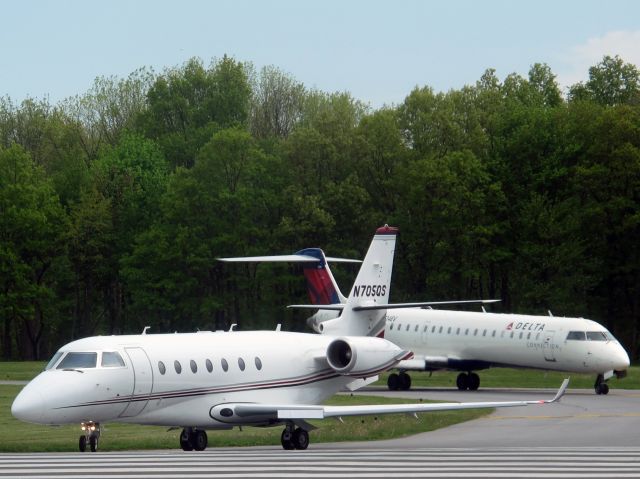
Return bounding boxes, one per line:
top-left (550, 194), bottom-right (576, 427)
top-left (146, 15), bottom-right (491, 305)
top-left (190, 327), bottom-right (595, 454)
top-left (542, 331), bottom-right (556, 362)
top-left (119, 347), bottom-right (153, 417)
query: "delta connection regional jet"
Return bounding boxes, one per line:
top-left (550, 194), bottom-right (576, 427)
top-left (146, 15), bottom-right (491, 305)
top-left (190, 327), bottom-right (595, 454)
top-left (12, 227), bottom-right (568, 453)
top-left (221, 225), bottom-right (629, 395)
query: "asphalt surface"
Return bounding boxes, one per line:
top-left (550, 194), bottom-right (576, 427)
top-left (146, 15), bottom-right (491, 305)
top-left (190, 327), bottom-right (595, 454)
top-left (340, 384), bottom-right (640, 448)
top-left (2, 447), bottom-right (639, 478)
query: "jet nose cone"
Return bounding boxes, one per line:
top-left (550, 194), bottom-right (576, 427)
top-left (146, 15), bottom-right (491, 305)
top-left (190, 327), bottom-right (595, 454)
top-left (616, 348), bottom-right (631, 371)
top-left (12, 387), bottom-right (45, 424)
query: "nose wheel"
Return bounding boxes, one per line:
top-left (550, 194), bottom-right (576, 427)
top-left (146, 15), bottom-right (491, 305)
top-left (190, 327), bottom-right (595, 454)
top-left (79, 422), bottom-right (100, 452)
top-left (594, 374), bottom-right (610, 395)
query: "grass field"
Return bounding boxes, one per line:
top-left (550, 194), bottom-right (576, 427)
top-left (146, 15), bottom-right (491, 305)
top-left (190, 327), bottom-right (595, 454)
top-left (0, 385), bottom-right (488, 452)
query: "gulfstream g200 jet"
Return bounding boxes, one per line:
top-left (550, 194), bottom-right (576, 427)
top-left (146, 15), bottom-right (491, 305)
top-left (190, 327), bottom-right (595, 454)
top-left (12, 227), bottom-right (568, 452)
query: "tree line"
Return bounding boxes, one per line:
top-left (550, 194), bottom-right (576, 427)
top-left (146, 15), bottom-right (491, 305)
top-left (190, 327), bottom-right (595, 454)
top-left (1, 54), bottom-right (639, 360)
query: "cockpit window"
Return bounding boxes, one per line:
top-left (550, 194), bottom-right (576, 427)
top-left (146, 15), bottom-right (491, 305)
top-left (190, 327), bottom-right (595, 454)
top-left (566, 331), bottom-right (586, 340)
top-left (57, 352), bottom-right (98, 369)
top-left (586, 331), bottom-right (608, 341)
top-left (101, 351), bottom-right (125, 367)
top-left (45, 352), bottom-right (63, 370)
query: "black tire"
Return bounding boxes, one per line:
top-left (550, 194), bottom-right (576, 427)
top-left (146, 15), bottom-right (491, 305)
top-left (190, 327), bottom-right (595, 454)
top-left (399, 372), bottom-right (412, 390)
top-left (180, 429), bottom-right (194, 451)
top-left (193, 430), bottom-right (208, 451)
top-left (293, 428), bottom-right (309, 450)
top-left (79, 435), bottom-right (87, 453)
top-left (601, 383), bottom-right (609, 395)
top-left (89, 435), bottom-right (98, 452)
top-left (456, 372), bottom-right (469, 391)
top-left (281, 429), bottom-right (295, 450)
top-left (468, 372), bottom-right (480, 391)
top-left (387, 373), bottom-right (399, 391)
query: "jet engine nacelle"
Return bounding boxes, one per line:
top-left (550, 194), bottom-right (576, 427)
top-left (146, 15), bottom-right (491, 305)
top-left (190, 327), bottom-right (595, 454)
top-left (326, 336), bottom-right (408, 377)
top-left (306, 310), bottom-right (339, 333)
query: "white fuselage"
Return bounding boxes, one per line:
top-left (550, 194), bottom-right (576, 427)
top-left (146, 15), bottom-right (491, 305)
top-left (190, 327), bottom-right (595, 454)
top-left (11, 330), bottom-right (404, 428)
top-left (385, 310), bottom-right (630, 374)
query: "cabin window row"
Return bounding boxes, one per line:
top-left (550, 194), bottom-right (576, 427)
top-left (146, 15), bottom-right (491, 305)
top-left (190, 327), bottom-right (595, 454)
top-left (157, 357), bottom-right (263, 375)
top-left (389, 323), bottom-right (546, 341)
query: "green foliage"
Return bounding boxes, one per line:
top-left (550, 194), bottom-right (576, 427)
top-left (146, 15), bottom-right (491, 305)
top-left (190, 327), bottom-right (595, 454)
top-left (0, 145), bottom-right (68, 359)
top-left (137, 56), bottom-right (252, 168)
top-left (1, 54), bottom-right (640, 362)
top-left (569, 55), bottom-right (640, 106)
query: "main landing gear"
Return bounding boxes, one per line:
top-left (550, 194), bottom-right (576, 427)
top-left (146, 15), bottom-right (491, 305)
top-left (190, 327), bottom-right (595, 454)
top-left (79, 422), bottom-right (100, 452)
top-left (180, 427), bottom-right (208, 451)
top-left (594, 374), bottom-right (610, 395)
top-left (456, 372), bottom-right (480, 391)
top-left (280, 423), bottom-right (309, 450)
top-left (387, 371), bottom-right (412, 390)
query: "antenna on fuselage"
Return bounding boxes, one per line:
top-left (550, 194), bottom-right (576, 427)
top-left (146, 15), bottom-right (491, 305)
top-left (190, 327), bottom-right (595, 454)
top-left (229, 323), bottom-right (237, 331)
top-left (548, 310), bottom-right (554, 317)
top-left (142, 326), bottom-right (151, 335)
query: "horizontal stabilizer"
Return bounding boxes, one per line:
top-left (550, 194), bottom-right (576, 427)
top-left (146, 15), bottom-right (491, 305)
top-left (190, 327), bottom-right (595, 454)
top-left (218, 255), bottom-right (361, 263)
top-left (288, 304), bottom-right (344, 311)
top-left (288, 299), bottom-right (499, 312)
top-left (353, 299), bottom-right (501, 311)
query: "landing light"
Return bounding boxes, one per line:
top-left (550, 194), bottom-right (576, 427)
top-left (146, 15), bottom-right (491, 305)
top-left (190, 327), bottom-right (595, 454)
top-left (81, 422), bottom-right (96, 431)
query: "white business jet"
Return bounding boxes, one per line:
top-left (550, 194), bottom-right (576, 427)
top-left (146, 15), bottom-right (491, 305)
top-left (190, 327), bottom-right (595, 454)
top-left (12, 226), bottom-right (568, 453)
top-left (222, 226), bottom-right (630, 395)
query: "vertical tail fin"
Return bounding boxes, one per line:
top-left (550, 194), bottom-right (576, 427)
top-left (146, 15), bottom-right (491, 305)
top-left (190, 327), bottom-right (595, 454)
top-left (320, 225), bottom-right (398, 337)
top-left (296, 248), bottom-right (347, 305)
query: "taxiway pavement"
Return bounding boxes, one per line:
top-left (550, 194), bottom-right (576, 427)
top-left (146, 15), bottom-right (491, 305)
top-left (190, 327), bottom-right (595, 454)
top-left (343, 385), bottom-right (640, 448)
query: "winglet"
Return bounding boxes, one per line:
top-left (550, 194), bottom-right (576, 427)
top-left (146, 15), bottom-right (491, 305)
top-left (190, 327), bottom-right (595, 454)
top-left (546, 378), bottom-right (569, 403)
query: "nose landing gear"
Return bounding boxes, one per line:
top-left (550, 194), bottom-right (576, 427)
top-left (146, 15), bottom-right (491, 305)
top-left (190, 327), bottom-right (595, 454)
top-left (594, 374), bottom-right (610, 395)
top-left (79, 422), bottom-right (100, 452)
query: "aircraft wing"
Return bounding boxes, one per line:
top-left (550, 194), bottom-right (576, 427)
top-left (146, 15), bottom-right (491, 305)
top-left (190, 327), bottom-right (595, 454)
top-left (222, 378), bottom-right (569, 421)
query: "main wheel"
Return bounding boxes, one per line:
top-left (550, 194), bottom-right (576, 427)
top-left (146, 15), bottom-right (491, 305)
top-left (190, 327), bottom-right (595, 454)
top-left (180, 428), bottom-right (194, 451)
top-left (387, 373), bottom-right (399, 391)
top-left (281, 428), bottom-right (295, 450)
top-left (89, 435), bottom-right (98, 452)
top-left (193, 430), bottom-right (208, 451)
top-left (399, 372), bottom-right (412, 390)
top-left (292, 428), bottom-right (309, 450)
top-left (468, 372), bottom-right (480, 391)
top-left (456, 372), bottom-right (469, 391)
top-left (79, 435), bottom-right (87, 452)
